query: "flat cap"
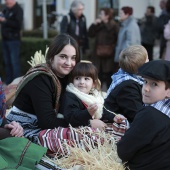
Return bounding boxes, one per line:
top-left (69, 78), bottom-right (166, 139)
top-left (138, 60), bottom-right (170, 82)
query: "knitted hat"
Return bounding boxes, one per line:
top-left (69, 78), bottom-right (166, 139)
top-left (121, 6), bottom-right (133, 15)
top-left (138, 60), bottom-right (170, 82)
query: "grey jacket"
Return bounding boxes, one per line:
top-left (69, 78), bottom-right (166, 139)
top-left (114, 16), bottom-right (141, 62)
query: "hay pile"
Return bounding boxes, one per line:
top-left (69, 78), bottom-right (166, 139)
top-left (49, 127), bottom-right (125, 170)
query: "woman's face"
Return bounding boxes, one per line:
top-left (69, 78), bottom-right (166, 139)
top-left (99, 10), bottom-right (108, 22)
top-left (119, 10), bottom-right (129, 21)
top-left (51, 44), bottom-right (76, 77)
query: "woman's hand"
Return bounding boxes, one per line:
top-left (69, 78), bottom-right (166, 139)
top-left (4, 121), bottom-right (23, 137)
top-left (95, 18), bottom-right (101, 25)
top-left (87, 103), bottom-right (98, 117)
top-left (90, 119), bottom-right (107, 131)
top-left (114, 114), bottom-right (126, 123)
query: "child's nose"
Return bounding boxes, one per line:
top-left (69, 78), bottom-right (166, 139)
top-left (143, 84), bottom-right (149, 92)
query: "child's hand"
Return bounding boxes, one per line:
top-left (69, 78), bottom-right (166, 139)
top-left (90, 119), bottom-right (107, 131)
top-left (114, 114), bottom-right (126, 123)
top-left (4, 121), bottom-right (23, 137)
top-left (87, 103), bottom-right (98, 117)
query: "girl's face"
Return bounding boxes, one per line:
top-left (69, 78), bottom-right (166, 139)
top-left (51, 44), bottom-right (76, 77)
top-left (73, 76), bottom-right (95, 94)
top-left (142, 78), bottom-right (170, 104)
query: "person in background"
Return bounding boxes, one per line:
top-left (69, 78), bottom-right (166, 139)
top-left (157, 0), bottom-right (170, 59)
top-left (6, 34), bottom-right (80, 144)
top-left (164, 19), bottom-right (170, 60)
top-left (0, 77), bottom-right (23, 140)
top-left (159, 0), bottom-right (167, 15)
top-left (117, 60), bottom-right (170, 170)
top-left (114, 6), bottom-right (141, 64)
top-left (88, 7), bottom-right (119, 90)
top-left (60, 0), bottom-right (88, 59)
top-left (0, 0), bottom-right (23, 85)
top-left (104, 45), bottom-right (149, 123)
top-left (140, 6), bottom-right (158, 61)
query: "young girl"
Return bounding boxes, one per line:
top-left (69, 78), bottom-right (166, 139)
top-left (59, 61), bottom-right (126, 131)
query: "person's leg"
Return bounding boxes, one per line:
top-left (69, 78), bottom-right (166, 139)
top-left (0, 127), bottom-right (12, 140)
top-left (2, 41), bottom-right (13, 84)
top-left (8, 40), bottom-right (21, 81)
top-left (142, 43), bottom-right (153, 61)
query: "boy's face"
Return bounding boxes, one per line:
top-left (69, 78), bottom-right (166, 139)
top-left (142, 78), bottom-right (170, 104)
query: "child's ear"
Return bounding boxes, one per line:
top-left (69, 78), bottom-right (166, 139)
top-left (166, 88), bottom-right (170, 98)
top-left (94, 79), bottom-right (101, 90)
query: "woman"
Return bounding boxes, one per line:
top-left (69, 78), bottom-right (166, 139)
top-left (88, 7), bottom-right (119, 90)
top-left (164, 20), bottom-right (170, 61)
top-left (0, 78), bottom-right (23, 139)
top-left (114, 6), bottom-right (141, 63)
top-left (7, 34), bottom-right (80, 143)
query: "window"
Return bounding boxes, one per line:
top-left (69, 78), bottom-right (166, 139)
top-left (96, 0), bottom-right (119, 20)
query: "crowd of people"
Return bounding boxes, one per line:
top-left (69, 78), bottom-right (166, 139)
top-left (0, 0), bottom-right (170, 170)
top-left (59, 0), bottom-right (170, 90)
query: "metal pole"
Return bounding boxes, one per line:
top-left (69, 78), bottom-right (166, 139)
top-left (42, 0), bottom-right (48, 39)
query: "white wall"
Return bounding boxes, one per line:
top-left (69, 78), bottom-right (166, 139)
top-left (17, 0), bottom-right (33, 30)
top-left (119, 0), bottom-right (149, 19)
top-left (119, 0), bottom-right (162, 19)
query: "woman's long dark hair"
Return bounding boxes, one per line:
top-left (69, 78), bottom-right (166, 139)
top-left (46, 33), bottom-right (80, 64)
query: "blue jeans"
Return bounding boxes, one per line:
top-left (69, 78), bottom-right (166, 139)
top-left (2, 40), bottom-right (21, 84)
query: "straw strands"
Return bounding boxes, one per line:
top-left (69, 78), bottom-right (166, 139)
top-left (27, 47), bottom-right (49, 67)
top-left (49, 127), bottom-right (125, 170)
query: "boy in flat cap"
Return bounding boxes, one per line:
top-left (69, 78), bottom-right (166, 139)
top-left (117, 60), bottom-right (170, 170)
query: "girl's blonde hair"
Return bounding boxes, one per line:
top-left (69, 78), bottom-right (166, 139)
top-left (119, 45), bottom-right (148, 74)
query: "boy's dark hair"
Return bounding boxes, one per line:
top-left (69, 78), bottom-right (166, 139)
top-left (165, 81), bottom-right (170, 90)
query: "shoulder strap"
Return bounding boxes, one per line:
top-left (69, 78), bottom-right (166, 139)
top-left (16, 64), bottom-right (61, 111)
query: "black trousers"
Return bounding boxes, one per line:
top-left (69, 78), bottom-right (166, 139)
top-left (142, 43), bottom-right (154, 61)
top-left (0, 127), bottom-right (12, 140)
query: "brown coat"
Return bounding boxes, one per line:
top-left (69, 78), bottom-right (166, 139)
top-left (88, 20), bottom-right (119, 73)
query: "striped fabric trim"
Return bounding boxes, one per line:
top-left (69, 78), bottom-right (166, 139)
top-left (145, 98), bottom-right (170, 118)
top-left (6, 106), bottom-right (41, 143)
top-left (38, 122), bottom-right (129, 155)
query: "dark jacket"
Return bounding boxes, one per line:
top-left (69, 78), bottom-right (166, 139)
top-left (13, 74), bottom-right (68, 129)
top-left (103, 80), bottom-right (143, 123)
top-left (88, 20), bottom-right (118, 73)
top-left (157, 11), bottom-right (170, 49)
top-left (60, 11), bottom-right (88, 52)
top-left (1, 2), bottom-right (23, 41)
top-left (140, 14), bottom-right (158, 45)
top-left (59, 92), bottom-right (115, 127)
top-left (117, 106), bottom-right (170, 170)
